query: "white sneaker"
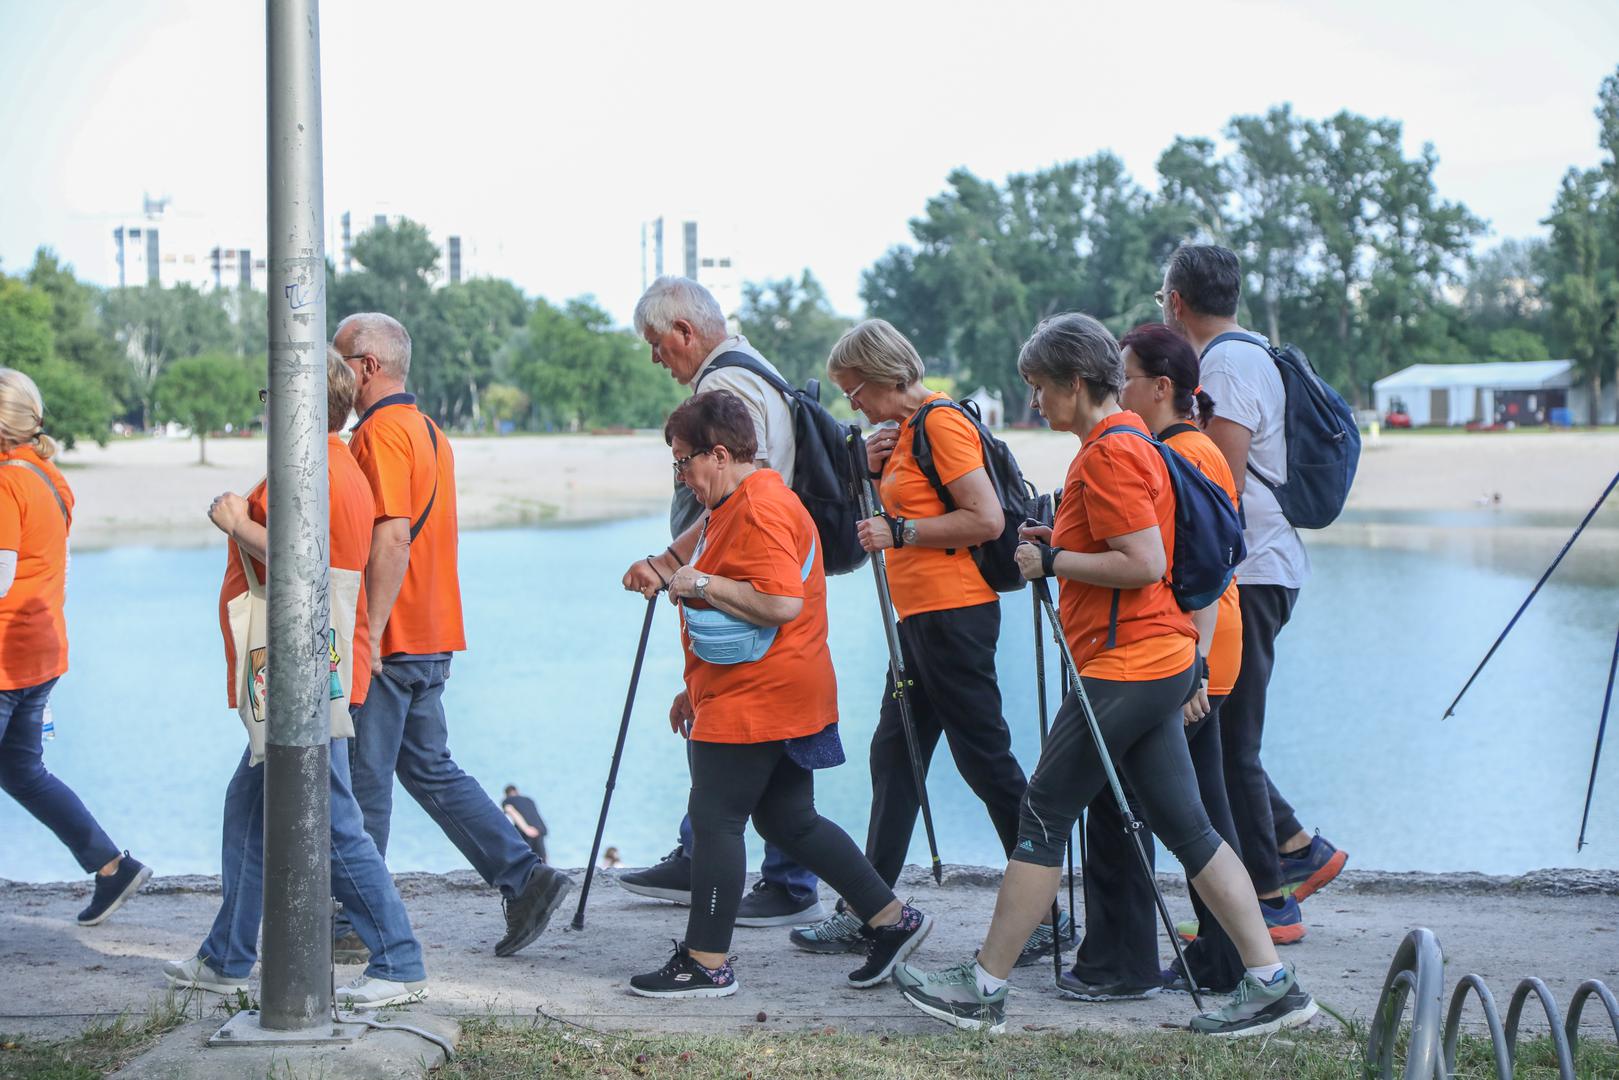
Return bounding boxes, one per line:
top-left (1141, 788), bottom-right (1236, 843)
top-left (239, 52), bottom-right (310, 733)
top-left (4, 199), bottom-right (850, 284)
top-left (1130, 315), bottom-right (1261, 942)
top-left (337, 973), bottom-right (428, 1009)
top-left (162, 956), bottom-right (248, 996)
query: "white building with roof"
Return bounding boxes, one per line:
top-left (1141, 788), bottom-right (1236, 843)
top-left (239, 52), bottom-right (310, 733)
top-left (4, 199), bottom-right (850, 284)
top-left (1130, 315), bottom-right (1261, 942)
top-left (1373, 360), bottom-right (1615, 427)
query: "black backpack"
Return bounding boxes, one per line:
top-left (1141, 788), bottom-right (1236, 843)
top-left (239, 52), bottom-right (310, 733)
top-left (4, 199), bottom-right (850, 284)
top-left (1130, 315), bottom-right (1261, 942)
top-left (697, 352), bottom-right (869, 576)
top-left (1094, 425), bottom-right (1246, 618)
top-left (908, 398), bottom-right (1038, 593)
top-left (1201, 332), bottom-right (1360, 530)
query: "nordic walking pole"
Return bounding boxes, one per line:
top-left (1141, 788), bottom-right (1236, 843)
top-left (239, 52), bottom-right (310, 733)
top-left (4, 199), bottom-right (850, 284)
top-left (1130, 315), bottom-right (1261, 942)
top-left (572, 591), bottom-right (659, 930)
top-left (848, 427), bottom-right (943, 884)
top-left (1033, 577), bottom-right (1205, 1011)
top-left (1444, 468), bottom-right (1619, 720)
top-left (1030, 587), bottom-right (1067, 983)
top-left (1577, 619), bottom-right (1619, 851)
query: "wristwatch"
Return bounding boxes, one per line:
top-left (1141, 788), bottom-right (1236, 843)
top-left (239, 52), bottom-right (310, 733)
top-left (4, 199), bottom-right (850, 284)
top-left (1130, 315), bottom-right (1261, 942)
top-left (901, 519), bottom-right (919, 547)
top-left (694, 574), bottom-right (712, 600)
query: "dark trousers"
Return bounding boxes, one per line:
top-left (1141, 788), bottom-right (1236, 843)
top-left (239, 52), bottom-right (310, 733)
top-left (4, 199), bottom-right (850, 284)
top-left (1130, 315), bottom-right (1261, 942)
top-left (865, 601), bottom-right (1028, 886)
top-left (1220, 584), bottom-right (1305, 896)
top-left (1071, 696), bottom-right (1245, 991)
top-left (685, 739), bottom-right (894, 954)
top-left (0, 678), bottom-right (120, 874)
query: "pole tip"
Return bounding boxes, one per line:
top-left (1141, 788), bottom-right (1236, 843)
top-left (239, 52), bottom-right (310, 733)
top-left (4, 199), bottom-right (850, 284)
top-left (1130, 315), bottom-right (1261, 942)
top-left (569, 914), bottom-right (585, 931)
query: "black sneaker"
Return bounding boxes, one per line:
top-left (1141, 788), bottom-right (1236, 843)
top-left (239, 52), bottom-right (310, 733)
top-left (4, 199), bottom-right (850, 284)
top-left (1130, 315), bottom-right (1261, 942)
top-left (848, 904), bottom-right (932, 988)
top-left (788, 903), bottom-right (866, 954)
top-left (495, 864), bottom-right (572, 957)
top-left (1057, 970), bottom-right (1161, 1002)
top-left (734, 879), bottom-right (825, 928)
top-left (1014, 910), bottom-right (1075, 967)
top-left (1189, 965), bottom-right (1318, 1038)
top-left (77, 852), bottom-right (152, 926)
top-left (618, 846), bottom-right (693, 905)
top-left (1160, 963), bottom-right (1239, 997)
top-left (629, 941), bottom-right (738, 999)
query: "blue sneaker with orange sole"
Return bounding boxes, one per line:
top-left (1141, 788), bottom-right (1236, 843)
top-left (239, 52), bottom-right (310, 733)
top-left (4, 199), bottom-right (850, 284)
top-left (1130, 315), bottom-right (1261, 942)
top-left (1177, 893), bottom-right (1307, 946)
top-left (1278, 832), bottom-right (1347, 902)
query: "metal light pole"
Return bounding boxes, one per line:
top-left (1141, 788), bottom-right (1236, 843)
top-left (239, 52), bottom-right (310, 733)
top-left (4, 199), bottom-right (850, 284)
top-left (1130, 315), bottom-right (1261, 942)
top-left (262, 0), bottom-right (331, 1032)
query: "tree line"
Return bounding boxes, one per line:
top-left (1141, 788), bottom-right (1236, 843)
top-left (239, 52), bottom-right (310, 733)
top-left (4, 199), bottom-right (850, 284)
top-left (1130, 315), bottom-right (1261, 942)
top-left (1, 68), bottom-right (1614, 445)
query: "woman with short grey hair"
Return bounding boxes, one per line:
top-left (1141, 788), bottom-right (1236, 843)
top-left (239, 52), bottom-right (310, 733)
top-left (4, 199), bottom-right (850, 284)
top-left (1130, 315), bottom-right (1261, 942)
top-left (895, 312), bottom-right (1317, 1039)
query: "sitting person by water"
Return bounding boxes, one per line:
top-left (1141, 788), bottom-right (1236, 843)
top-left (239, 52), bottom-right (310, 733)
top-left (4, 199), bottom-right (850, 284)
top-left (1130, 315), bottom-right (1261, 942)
top-left (628, 389), bottom-right (931, 998)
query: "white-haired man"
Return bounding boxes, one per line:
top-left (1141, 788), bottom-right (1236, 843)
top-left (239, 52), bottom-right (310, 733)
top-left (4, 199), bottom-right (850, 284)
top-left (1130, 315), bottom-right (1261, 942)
top-left (617, 276), bottom-right (823, 929)
top-left (336, 312), bottom-right (572, 960)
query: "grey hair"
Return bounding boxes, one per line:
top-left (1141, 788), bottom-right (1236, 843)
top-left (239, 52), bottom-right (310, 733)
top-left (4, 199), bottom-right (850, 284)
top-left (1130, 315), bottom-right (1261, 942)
top-left (1017, 313), bottom-right (1124, 404)
top-left (632, 276), bottom-right (727, 341)
top-left (336, 312), bottom-right (412, 380)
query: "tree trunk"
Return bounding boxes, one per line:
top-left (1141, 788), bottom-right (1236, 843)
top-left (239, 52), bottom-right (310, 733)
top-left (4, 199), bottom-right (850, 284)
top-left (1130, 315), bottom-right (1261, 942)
top-left (198, 431), bottom-right (208, 466)
top-left (1589, 371), bottom-right (1602, 428)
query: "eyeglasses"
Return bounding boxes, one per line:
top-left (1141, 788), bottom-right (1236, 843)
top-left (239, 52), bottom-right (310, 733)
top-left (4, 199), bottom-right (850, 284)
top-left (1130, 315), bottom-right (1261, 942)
top-left (258, 388), bottom-right (269, 405)
top-left (841, 381), bottom-right (866, 404)
top-left (1154, 289), bottom-right (1170, 307)
top-left (341, 353), bottom-right (369, 362)
top-left (672, 449), bottom-right (713, 476)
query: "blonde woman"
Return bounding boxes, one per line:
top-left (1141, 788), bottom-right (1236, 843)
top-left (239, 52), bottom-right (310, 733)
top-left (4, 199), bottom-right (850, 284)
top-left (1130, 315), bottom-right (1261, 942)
top-left (0, 368), bottom-right (150, 924)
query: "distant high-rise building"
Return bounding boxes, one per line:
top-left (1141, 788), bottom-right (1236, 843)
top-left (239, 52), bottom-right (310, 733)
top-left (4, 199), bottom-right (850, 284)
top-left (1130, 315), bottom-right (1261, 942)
top-left (640, 214), bottom-right (740, 323)
top-left (447, 236), bottom-right (463, 285)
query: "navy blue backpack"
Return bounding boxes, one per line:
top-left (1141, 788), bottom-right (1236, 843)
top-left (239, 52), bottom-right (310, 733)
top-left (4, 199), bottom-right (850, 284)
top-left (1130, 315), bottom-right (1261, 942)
top-left (1201, 332), bottom-right (1360, 530)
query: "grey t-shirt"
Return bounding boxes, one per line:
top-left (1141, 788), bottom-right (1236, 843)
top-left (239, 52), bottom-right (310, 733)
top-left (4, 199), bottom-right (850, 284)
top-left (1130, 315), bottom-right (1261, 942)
top-left (1198, 331), bottom-right (1310, 589)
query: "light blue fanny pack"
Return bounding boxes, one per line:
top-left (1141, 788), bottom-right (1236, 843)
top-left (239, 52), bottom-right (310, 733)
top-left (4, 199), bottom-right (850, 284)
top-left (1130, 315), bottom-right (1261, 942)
top-left (685, 539), bottom-right (815, 665)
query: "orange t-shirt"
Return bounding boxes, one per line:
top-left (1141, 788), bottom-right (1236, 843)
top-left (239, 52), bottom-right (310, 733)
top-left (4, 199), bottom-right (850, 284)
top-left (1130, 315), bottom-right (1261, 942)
top-left (1053, 412), bottom-right (1195, 681)
top-left (1163, 427), bottom-right (1244, 696)
top-left (0, 448), bottom-right (74, 690)
top-left (681, 469), bottom-right (837, 744)
top-left (878, 393), bottom-right (999, 619)
top-left (216, 435), bottom-right (377, 709)
top-left (346, 395), bottom-right (466, 656)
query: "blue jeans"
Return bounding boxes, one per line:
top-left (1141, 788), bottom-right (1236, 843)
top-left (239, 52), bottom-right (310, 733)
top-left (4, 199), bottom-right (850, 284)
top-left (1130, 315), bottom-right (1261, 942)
top-left (0, 678), bottom-right (119, 873)
top-left (679, 814), bottom-right (818, 901)
top-left (348, 655), bottom-right (537, 897)
top-left (200, 738), bottom-right (425, 982)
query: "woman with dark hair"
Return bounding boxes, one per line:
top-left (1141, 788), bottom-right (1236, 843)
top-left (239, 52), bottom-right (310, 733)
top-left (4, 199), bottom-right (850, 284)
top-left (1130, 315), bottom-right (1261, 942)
top-left (894, 314), bottom-right (1316, 1039)
top-left (629, 389), bottom-right (931, 998)
top-left (1060, 323), bottom-right (1251, 1003)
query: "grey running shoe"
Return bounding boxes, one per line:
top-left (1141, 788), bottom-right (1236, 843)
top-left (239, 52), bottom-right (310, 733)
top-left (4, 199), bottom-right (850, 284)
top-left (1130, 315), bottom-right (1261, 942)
top-left (896, 959), bottom-right (1008, 1034)
top-left (788, 907), bottom-right (865, 954)
top-left (1014, 910), bottom-right (1074, 967)
top-left (1189, 965), bottom-right (1317, 1038)
top-left (617, 846), bottom-right (693, 905)
top-left (734, 879), bottom-right (825, 928)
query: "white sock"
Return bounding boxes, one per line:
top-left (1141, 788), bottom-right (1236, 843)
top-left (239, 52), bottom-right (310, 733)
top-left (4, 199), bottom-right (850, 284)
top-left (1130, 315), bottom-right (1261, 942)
top-left (1246, 962), bottom-right (1286, 986)
top-left (974, 962), bottom-right (1007, 998)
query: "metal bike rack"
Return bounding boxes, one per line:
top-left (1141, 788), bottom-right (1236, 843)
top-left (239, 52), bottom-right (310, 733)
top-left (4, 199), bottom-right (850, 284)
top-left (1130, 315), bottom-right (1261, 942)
top-left (1367, 927), bottom-right (1616, 1079)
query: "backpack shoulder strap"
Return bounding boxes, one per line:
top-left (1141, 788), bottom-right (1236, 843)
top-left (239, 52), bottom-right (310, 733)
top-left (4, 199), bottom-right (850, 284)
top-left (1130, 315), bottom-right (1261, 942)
top-left (695, 351), bottom-right (795, 400)
top-left (1, 459), bottom-right (68, 523)
top-left (907, 398), bottom-right (963, 506)
top-left (410, 417), bottom-right (440, 542)
top-left (1158, 422), bottom-right (1199, 442)
top-left (1198, 330), bottom-right (1274, 361)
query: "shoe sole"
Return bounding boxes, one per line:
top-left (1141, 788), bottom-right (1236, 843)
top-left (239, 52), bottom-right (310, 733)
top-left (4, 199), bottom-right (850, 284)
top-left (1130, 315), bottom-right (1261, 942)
top-left (618, 881), bottom-right (693, 905)
top-left (901, 988), bottom-right (1006, 1035)
top-left (1194, 997), bottom-right (1318, 1039)
top-left (1058, 985), bottom-right (1161, 1003)
top-left (789, 934), bottom-right (866, 955)
top-left (848, 912), bottom-right (933, 989)
top-left (163, 970), bottom-right (248, 997)
top-left (78, 865), bottom-right (153, 927)
top-left (735, 903), bottom-right (827, 928)
top-left (629, 981), bottom-right (739, 999)
top-left (340, 988), bottom-right (429, 1010)
top-left (495, 874), bottom-right (573, 958)
top-left (1285, 850), bottom-right (1347, 903)
top-left (1177, 923), bottom-right (1306, 946)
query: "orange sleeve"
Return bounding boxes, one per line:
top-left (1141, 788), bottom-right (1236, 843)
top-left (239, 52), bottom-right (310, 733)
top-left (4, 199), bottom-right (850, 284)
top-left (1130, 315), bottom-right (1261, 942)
top-left (730, 499), bottom-right (807, 599)
top-left (354, 422), bottom-right (414, 521)
top-left (0, 483), bottom-right (19, 550)
top-left (923, 407), bottom-right (988, 487)
top-left (1078, 443), bottom-right (1161, 540)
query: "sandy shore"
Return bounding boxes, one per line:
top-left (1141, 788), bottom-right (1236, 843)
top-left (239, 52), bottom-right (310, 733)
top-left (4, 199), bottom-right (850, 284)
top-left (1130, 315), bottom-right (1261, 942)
top-left (53, 429), bottom-right (1619, 553)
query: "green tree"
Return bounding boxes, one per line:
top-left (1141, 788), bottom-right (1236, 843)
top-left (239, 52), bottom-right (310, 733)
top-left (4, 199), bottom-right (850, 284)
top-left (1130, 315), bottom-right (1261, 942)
top-left (1223, 106), bottom-right (1309, 345)
top-left (480, 383), bottom-right (530, 430)
top-left (155, 352), bottom-right (260, 464)
top-left (25, 249), bottom-right (133, 412)
top-left (411, 278), bottom-right (530, 427)
top-left (735, 271), bottom-right (853, 388)
top-left (103, 284), bottom-right (234, 428)
top-left (0, 273), bottom-right (112, 448)
top-left (327, 218), bottom-right (439, 339)
top-left (509, 298), bottom-right (682, 430)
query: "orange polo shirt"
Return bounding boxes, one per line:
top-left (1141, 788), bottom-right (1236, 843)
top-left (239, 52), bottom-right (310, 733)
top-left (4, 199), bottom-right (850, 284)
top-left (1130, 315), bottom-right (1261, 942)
top-left (878, 393), bottom-right (999, 619)
top-left (216, 435), bottom-right (376, 709)
top-left (1163, 427), bottom-right (1244, 696)
top-left (1053, 412), bottom-right (1195, 681)
top-left (681, 469), bottom-right (837, 744)
top-left (346, 394), bottom-right (466, 656)
top-left (0, 447), bottom-right (74, 690)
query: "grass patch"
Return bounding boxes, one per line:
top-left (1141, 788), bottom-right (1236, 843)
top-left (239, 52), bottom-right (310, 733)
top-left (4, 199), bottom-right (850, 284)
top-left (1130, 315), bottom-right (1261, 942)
top-left (0, 999), bottom-right (189, 1079)
top-left (431, 1021), bottom-right (1619, 1079)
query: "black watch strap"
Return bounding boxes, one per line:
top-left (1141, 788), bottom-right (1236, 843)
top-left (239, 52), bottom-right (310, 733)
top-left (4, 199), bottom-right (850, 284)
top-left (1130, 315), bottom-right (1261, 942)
top-left (1041, 543), bottom-right (1063, 578)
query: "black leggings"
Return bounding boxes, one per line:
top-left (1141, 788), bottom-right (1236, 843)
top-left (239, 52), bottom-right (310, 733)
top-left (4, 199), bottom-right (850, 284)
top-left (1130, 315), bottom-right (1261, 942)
top-left (1012, 664), bottom-right (1220, 879)
top-left (686, 739), bottom-right (895, 953)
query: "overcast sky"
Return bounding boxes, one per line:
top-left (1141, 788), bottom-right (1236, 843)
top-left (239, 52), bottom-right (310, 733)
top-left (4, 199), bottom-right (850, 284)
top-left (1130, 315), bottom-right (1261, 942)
top-left (2, 0), bottom-right (1616, 323)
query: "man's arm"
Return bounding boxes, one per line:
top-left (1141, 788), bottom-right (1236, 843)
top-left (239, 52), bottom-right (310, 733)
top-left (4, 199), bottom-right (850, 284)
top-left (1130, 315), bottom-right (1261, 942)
top-left (365, 516), bottom-right (410, 674)
top-left (1204, 417), bottom-right (1254, 497)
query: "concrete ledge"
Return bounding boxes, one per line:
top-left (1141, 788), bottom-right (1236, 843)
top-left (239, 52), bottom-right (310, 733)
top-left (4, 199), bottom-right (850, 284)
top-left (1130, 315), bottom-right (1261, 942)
top-left (110, 1011), bottom-right (458, 1080)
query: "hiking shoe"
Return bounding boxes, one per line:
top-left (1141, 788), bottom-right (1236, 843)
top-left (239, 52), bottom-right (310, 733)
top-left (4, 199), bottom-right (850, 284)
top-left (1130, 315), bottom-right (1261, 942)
top-left (848, 904), bottom-right (931, 988)
top-left (788, 905), bottom-right (865, 954)
top-left (333, 930), bottom-right (370, 965)
top-left (495, 864), bottom-right (572, 957)
top-left (734, 879), bottom-right (825, 928)
top-left (618, 846), bottom-right (692, 905)
top-left (161, 956), bottom-right (248, 996)
top-left (337, 973), bottom-right (428, 1009)
top-left (629, 941), bottom-right (738, 999)
top-left (1056, 970), bottom-right (1160, 1002)
top-left (1160, 964), bottom-right (1238, 997)
top-left (1278, 832), bottom-right (1348, 902)
top-left (1177, 895), bottom-right (1307, 946)
top-left (1014, 910), bottom-right (1075, 968)
top-left (1189, 965), bottom-right (1317, 1038)
top-left (77, 852), bottom-right (151, 926)
top-left (896, 959), bottom-right (1008, 1034)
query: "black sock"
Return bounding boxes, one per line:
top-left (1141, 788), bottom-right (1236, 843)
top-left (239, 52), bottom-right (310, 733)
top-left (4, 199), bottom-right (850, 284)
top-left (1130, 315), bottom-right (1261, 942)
top-left (1259, 895), bottom-right (1288, 911)
top-left (1279, 843), bottom-right (1309, 859)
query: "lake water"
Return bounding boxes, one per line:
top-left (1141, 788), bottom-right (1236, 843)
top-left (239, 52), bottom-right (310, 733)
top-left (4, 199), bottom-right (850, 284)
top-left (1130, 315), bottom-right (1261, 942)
top-left (4, 517), bottom-right (1618, 883)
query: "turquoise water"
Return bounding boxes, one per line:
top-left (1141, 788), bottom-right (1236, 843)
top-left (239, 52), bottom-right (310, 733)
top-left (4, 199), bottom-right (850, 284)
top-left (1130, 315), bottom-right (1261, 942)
top-left (3, 518), bottom-right (1618, 883)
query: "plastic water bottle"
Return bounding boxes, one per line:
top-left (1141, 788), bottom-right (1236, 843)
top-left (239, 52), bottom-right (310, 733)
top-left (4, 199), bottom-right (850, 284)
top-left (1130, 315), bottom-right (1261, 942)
top-left (42, 703), bottom-right (55, 741)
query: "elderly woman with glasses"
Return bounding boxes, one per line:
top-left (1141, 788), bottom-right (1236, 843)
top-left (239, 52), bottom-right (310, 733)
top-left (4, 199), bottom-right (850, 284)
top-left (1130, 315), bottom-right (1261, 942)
top-left (628, 389), bottom-right (931, 999)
